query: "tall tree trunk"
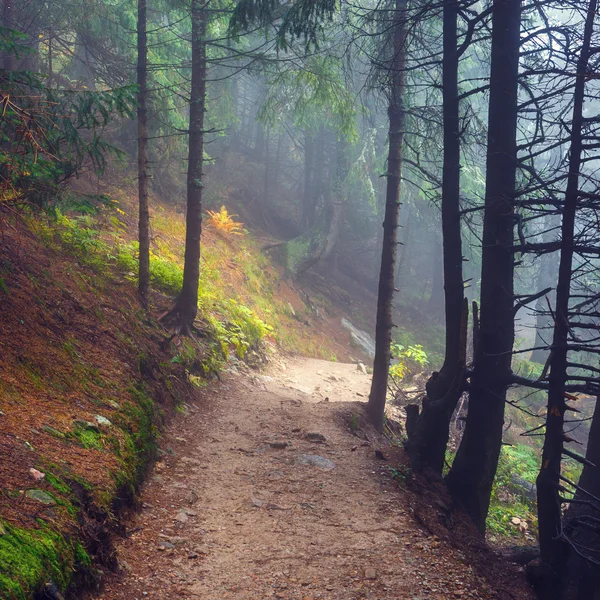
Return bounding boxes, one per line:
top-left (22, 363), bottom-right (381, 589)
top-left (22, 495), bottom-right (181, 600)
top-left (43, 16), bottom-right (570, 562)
top-left (427, 232), bottom-right (445, 319)
top-left (165, 0), bottom-right (206, 335)
top-left (446, 0), bottom-right (521, 532)
top-left (310, 127), bottom-right (326, 226)
top-left (394, 195), bottom-right (413, 295)
top-left (535, 2), bottom-right (597, 595)
top-left (407, 0), bottom-right (466, 474)
top-left (255, 121), bottom-right (265, 158)
top-left (264, 125), bottom-right (270, 209)
top-left (137, 0), bottom-right (150, 306)
top-left (2, 0), bottom-right (15, 71)
top-left (531, 237), bottom-right (555, 363)
top-left (560, 400), bottom-right (600, 600)
top-left (302, 132), bottom-right (315, 229)
top-left (367, 0), bottom-right (407, 432)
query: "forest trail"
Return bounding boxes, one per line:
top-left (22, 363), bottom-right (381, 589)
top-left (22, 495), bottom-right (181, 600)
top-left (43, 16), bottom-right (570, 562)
top-left (94, 357), bottom-right (510, 600)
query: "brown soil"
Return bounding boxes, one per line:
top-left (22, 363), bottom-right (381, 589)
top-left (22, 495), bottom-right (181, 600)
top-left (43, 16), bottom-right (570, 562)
top-left (92, 357), bottom-right (535, 600)
top-left (0, 212), bottom-right (189, 562)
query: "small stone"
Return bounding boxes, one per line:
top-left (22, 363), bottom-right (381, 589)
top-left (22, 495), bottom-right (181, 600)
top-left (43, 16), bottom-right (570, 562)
top-left (73, 420), bottom-right (99, 432)
top-left (158, 541), bottom-right (175, 550)
top-left (25, 489), bottom-right (56, 505)
top-left (188, 489), bottom-right (199, 504)
top-left (0, 522), bottom-right (7, 536)
top-left (41, 425), bottom-right (65, 438)
top-left (357, 362), bottom-right (367, 375)
top-left (188, 551), bottom-right (199, 559)
top-left (305, 433), bottom-right (327, 444)
top-left (269, 441), bottom-right (289, 449)
top-left (266, 503), bottom-right (287, 511)
top-left (364, 568), bottom-right (377, 580)
top-left (183, 509), bottom-right (197, 516)
top-left (295, 454), bottom-right (336, 470)
top-left (29, 468), bottom-right (45, 482)
top-left (175, 510), bottom-right (189, 524)
top-left (95, 415), bottom-right (112, 427)
top-left (511, 517), bottom-right (521, 525)
top-left (251, 497), bottom-right (264, 508)
top-left (119, 559), bottom-right (132, 573)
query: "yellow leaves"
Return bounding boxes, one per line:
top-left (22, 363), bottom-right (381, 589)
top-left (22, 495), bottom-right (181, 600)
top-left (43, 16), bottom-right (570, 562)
top-left (206, 205), bottom-right (244, 236)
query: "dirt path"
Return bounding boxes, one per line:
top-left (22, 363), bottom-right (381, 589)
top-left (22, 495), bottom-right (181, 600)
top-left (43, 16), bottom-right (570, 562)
top-left (93, 357), bottom-right (522, 600)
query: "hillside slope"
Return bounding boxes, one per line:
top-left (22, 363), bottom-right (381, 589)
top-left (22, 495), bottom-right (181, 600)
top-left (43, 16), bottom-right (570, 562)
top-left (0, 176), bottom-right (373, 598)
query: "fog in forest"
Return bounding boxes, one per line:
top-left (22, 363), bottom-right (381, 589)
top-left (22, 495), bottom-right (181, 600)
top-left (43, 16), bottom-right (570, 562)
top-left (2, 0), bottom-right (600, 598)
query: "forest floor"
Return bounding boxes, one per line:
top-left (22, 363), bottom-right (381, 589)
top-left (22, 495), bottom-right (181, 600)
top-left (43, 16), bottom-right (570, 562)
top-left (92, 356), bottom-right (534, 600)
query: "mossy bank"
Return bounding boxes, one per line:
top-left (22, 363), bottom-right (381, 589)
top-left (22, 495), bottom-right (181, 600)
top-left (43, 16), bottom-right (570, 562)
top-left (0, 210), bottom-right (202, 599)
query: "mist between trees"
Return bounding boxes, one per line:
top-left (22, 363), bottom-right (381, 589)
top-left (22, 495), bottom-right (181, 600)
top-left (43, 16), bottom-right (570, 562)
top-left (2, 0), bottom-right (600, 597)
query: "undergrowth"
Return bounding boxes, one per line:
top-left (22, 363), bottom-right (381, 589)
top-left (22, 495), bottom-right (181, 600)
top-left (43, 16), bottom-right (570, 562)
top-left (34, 197), bottom-right (339, 361)
top-left (33, 208), bottom-right (275, 368)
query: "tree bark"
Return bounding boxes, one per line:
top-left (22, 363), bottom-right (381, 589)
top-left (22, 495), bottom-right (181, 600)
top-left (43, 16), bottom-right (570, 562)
top-left (137, 0), bottom-right (150, 306)
top-left (165, 0), bottom-right (206, 335)
top-left (2, 0), bottom-right (15, 71)
top-left (406, 0), bottom-right (466, 473)
top-left (302, 132), bottom-right (315, 229)
top-left (561, 400), bottom-right (600, 600)
top-left (446, 0), bottom-right (521, 533)
top-left (535, 2), bottom-right (597, 595)
top-left (427, 232), bottom-right (445, 320)
top-left (367, 0), bottom-right (407, 432)
top-left (531, 238), bottom-right (555, 363)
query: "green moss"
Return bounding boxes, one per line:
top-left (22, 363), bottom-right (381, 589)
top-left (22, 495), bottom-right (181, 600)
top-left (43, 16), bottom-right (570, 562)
top-left (71, 426), bottom-right (103, 450)
top-left (117, 385), bottom-right (158, 482)
top-left (44, 471), bottom-right (71, 495)
top-left (283, 237), bottom-right (311, 276)
top-left (0, 523), bottom-right (73, 600)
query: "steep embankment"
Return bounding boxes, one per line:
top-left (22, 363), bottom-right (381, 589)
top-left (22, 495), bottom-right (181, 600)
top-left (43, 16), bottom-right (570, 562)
top-left (0, 214), bottom-right (194, 598)
top-left (91, 357), bottom-right (535, 600)
top-left (0, 181), bottom-right (372, 598)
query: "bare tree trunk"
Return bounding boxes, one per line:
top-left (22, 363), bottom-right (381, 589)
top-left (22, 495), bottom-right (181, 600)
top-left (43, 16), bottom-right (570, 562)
top-left (164, 0), bottom-right (206, 335)
top-left (137, 0), bottom-right (150, 306)
top-left (427, 232), bottom-right (444, 320)
top-left (407, 0), bottom-right (466, 474)
top-left (302, 132), bottom-right (315, 229)
top-left (534, 2), bottom-right (597, 595)
top-left (264, 125), bottom-right (270, 211)
top-left (367, 0), bottom-right (407, 432)
top-left (531, 237), bottom-right (555, 363)
top-left (394, 195), bottom-right (413, 296)
top-left (446, 0), bottom-right (521, 533)
top-left (561, 400), bottom-right (600, 600)
top-left (2, 0), bottom-right (15, 71)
